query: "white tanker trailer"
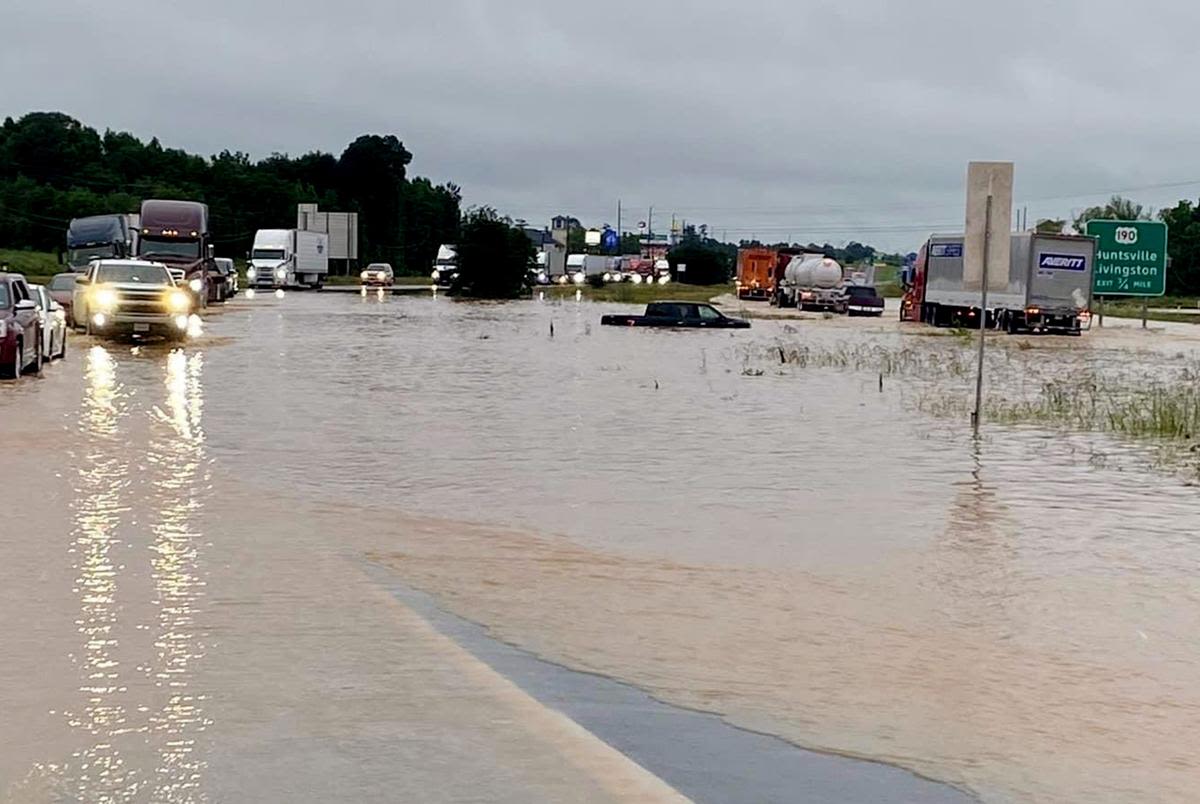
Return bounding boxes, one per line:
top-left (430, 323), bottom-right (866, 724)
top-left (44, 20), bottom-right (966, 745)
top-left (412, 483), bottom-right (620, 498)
top-left (776, 254), bottom-right (845, 310)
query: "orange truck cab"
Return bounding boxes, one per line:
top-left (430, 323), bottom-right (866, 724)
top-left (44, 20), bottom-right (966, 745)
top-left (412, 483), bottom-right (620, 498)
top-left (736, 248), bottom-right (778, 300)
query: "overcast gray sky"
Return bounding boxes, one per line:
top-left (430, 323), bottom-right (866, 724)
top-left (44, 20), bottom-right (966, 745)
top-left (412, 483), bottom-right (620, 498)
top-left (4, 0), bottom-right (1200, 250)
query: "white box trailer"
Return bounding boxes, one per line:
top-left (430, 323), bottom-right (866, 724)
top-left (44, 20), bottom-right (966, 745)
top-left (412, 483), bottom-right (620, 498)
top-left (1003, 232), bottom-right (1094, 334)
top-left (921, 233), bottom-right (1094, 333)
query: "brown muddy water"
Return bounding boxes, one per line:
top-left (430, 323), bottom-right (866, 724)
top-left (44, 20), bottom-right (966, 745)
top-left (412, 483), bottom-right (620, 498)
top-left (2, 292), bottom-right (1199, 803)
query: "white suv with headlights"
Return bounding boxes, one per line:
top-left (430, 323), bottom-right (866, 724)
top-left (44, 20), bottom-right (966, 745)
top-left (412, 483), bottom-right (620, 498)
top-left (73, 259), bottom-right (194, 340)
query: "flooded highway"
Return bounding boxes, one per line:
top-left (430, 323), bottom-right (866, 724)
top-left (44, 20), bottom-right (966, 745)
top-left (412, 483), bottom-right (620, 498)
top-left (3, 292), bottom-right (1200, 802)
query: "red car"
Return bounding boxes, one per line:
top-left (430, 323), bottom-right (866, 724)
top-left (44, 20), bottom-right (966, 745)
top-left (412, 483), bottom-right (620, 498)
top-left (0, 273), bottom-right (43, 379)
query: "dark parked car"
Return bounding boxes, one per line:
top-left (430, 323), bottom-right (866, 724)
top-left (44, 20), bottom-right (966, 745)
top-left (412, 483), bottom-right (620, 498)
top-left (0, 273), bottom-right (43, 379)
top-left (48, 272), bottom-right (79, 326)
top-left (839, 285), bottom-right (886, 317)
top-left (601, 302), bottom-right (751, 329)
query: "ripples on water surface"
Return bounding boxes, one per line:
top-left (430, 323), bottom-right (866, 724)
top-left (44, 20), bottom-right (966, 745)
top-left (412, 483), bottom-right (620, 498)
top-left (2, 292), bottom-right (1198, 802)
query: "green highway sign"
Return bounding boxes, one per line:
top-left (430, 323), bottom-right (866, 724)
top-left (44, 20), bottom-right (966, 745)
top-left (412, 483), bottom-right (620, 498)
top-left (1086, 219), bottom-right (1168, 296)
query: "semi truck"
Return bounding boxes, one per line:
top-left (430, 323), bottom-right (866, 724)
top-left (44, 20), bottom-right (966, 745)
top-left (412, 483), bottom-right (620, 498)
top-left (65, 214), bottom-right (139, 270)
top-left (136, 200), bottom-right (216, 306)
top-left (776, 253), bottom-right (845, 310)
top-left (901, 232), bottom-right (1094, 334)
top-left (560, 254), bottom-right (609, 285)
top-left (431, 244), bottom-right (458, 288)
top-left (736, 248), bottom-right (777, 300)
top-left (246, 229), bottom-right (329, 289)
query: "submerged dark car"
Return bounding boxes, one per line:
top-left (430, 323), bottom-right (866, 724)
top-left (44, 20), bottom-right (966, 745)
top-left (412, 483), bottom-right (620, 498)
top-left (601, 302), bottom-right (751, 329)
top-left (839, 284), bottom-right (886, 316)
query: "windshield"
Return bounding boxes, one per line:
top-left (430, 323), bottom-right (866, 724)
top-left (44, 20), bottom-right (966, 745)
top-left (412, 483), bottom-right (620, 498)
top-left (50, 274), bottom-right (77, 291)
top-left (252, 249), bottom-right (286, 261)
top-left (847, 286), bottom-right (877, 298)
top-left (140, 238), bottom-right (200, 260)
top-left (95, 264), bottom-right (171, 285)
top-left (67, 245), bottom-right (115, 268)
top-left (29, 287), bottom-right (47, 308)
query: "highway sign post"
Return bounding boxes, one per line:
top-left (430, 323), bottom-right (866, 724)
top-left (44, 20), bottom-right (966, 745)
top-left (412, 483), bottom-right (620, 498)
top-left (964, 161), bottom-right (1014, 436)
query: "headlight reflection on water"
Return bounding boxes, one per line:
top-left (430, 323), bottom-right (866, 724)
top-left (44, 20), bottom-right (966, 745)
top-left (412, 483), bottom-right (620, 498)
top-left (146, 348), bottom-right (210, 800)
top-left (53, 345), bottom-right (136, 798)
top-left (44, 345), bottom-right (213, 801)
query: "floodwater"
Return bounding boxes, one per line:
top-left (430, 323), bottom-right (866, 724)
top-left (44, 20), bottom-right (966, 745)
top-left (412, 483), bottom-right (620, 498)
top-left (2, 292), bottom-right (1199, 802)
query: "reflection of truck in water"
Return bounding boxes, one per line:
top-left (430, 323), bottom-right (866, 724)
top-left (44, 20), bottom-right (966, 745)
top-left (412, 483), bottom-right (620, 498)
top-left (137, 200), bottom-right (215, 306)
top-left (65, 214), bottom-right (139, 271)
top-left (776, 254), bottom-right (845, 310)
top-left (246, 229), bottom-right (329, 289)
top-left (431, 245), bottom-right (458, 288)
top-left (902, 233), bottom-right (1094, 334)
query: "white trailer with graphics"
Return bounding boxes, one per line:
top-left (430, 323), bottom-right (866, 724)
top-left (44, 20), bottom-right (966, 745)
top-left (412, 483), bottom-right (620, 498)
top-left (920, 233), bottom-right (1094, 333)
top-left (1001, 232), bottom-right (1094, 334)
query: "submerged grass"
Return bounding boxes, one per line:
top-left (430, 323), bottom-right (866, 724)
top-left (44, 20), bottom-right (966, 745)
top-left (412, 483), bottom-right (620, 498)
top-left (749, 336), bottom-right (1200, 458)
top-left (985, 377), bottom-right (1200, 440)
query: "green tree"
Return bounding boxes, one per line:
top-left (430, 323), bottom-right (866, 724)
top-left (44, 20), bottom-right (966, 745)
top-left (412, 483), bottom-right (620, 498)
top-left (1159, 200), bottom-right (1200, 296)
top-left (402, 179), bottom-right (461, 276)
top-left (337, 134), bottom-right (412, 265)
top-left (452, 208), bottom-right (534, 298)
top-left (667, 237), bottom-right (732, 285)
top-left (1035, 218), bottom-right (1066, 234)
top-left (1073, 195), bottom-right (1147, 232)
top-left (0, 112), bottom-right (460, 265)
top-left (619, 233), bottom-right (642, 255)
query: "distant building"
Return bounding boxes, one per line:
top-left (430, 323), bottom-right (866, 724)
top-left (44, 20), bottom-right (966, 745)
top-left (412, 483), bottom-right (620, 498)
top-left (522, 227), bottom-right (556, 248)
top-left (551, 215), bottom-right (582, 231)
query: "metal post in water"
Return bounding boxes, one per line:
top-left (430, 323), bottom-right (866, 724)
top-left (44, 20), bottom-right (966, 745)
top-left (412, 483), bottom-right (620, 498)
top-left (972, 194), bottom-right (993, 436)
top-left (1142, 297), bottom-right (1148, 329)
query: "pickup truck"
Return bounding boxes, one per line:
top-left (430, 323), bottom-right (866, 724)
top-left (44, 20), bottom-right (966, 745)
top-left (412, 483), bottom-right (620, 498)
top-left (601, 302), bottom-right (751, 329)
top-left (74, 259), bottom-right (193, 340)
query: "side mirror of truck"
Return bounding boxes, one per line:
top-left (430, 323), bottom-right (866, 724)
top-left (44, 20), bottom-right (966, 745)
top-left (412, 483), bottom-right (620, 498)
top-left (207, 245), bottom-right (215, 259)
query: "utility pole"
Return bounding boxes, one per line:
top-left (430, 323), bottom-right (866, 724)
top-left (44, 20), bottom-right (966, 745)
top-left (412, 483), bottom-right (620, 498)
top-left (972, 194), bottom-right (993, 437)
top-left (617, 199), bottom-right (622, 249)
top-left (647, 206), bottom-right (653, 241)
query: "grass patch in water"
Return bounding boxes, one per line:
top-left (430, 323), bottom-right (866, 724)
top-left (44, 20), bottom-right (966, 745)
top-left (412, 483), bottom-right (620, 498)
top-left (542, 283), bottom-right (734, 304)
top-left (751, 337), bottom-right (1200, 461)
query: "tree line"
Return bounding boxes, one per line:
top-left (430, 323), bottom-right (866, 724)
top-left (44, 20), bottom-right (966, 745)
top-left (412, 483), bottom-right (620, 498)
top-left (0, 112), bottom-right (461, 274)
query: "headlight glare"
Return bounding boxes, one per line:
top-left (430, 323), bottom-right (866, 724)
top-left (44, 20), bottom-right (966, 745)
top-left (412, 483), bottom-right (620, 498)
top-left (92, 288), bottom-right (118, 310)
top-left (167, 290), bottom-right (190, 312)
